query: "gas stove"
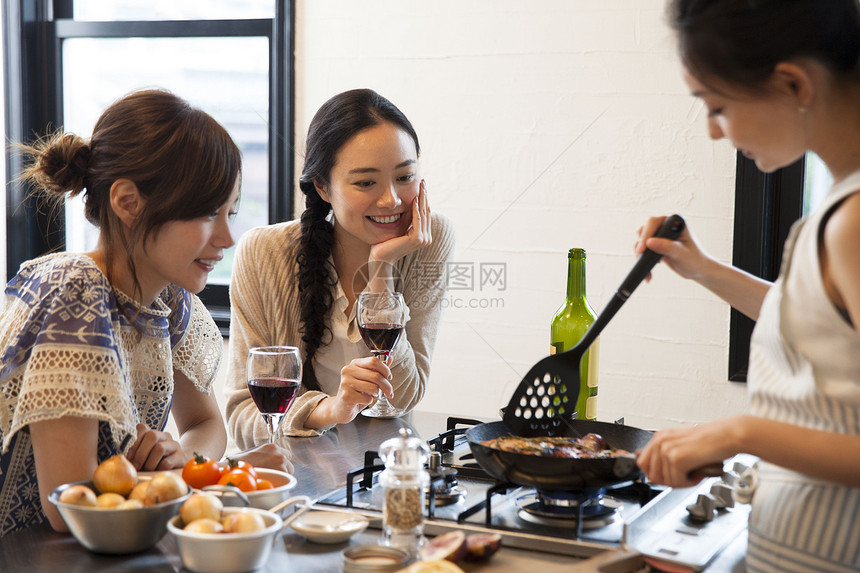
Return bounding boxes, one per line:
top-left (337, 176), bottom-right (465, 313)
top-left (315, 416), bottom-right (752, 571)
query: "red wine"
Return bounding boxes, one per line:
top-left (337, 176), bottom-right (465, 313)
top-left (358, 322), bottom-right (404, 356)
top-left (248, 378), bottom-right (300, 414)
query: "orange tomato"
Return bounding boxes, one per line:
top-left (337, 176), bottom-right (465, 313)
top-left (182, 453), bottom-right (223, 490)
top-left (222, 458), bottom-right (258, 480)
top-left (218, 468), bottom-right (257, 492)
top-left (255, 478), bottom-right (274, 490)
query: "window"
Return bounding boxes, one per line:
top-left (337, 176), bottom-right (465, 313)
top-left (728, 152), bottom-right (831, 381)
top-left (803, 153), bottom-right (832, 215)
top-left (3, 0), bottom-right (294, 334)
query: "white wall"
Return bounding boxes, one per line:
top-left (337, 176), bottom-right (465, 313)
top-left (1, 1), bottom-right (750, 436)
top-left (294, 0), bottom-right (749, 429)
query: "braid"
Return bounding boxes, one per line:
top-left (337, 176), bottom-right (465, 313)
top-left (296, 183), bottom-right (337, 391)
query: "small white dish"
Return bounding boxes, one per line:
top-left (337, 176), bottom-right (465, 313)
top-left (290, 510), bottom-right (369, 544)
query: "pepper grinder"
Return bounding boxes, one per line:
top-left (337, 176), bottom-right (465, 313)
top-left (378, 427), bottom-right (430, 556)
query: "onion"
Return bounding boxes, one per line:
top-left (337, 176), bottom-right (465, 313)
top-left (144, 472), bottom-right (188, 505)
top-left (180, 492), bottom-right (223, 524)
top-left (128, 480), bottom-right (149, 503)
top-left (95, 492), bottom-right (127, 508)
top-left (222, 510), bottom-right (266, 533)
top-left (58, 484), bottom-right (97, 506)
top-left (93, 454), bottom-right (138, 496)
top-left (184, 518), bottom-right (225, 534)
top-left (118, 499), bottom-right (144, 510)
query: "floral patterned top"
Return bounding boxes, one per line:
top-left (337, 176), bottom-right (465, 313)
top-left (0, 253), bottom-right (222, 536)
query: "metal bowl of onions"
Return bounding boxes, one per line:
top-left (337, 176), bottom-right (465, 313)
top-left (48, 473), bottom-right (190, 554)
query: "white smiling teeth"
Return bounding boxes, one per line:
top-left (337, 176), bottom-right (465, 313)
top-left (198, 259), bottom-right (218, 266)
top-left (369, 214), bottom-right (401, 224)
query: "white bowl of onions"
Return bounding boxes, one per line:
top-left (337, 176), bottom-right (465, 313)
top-left (168, 494), bottom-right (311, 573)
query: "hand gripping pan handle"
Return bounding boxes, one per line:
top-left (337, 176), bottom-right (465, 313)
top-left (503, 214), bottom-right (686, 436)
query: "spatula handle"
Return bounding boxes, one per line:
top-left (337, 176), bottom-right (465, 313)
top-left (574, 214), bottom-right (685, 353)
top-left (617, 214), bottom-right (686, 299)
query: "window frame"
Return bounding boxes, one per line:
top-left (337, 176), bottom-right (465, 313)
top-left (3, 0), bottom-right (295, 335)
top-left (728, 152), bottom-right (804, 381)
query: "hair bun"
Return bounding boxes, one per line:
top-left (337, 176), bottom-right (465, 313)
top-left (31, 132), bottom-right (91, 196)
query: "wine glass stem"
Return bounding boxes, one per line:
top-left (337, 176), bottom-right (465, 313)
top-left (263, 414), bottom-right (279, 444)
top-left (376, 389), bottom-right (391, 406)
top-left (375, 353), bottom-right (393, 405)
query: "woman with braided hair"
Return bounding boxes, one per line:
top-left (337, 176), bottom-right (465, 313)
top-left (225, 89), bottom-right (454, 441)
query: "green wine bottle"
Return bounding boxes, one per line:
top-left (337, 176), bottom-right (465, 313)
top-left (550, 248), bottom-right (599, 421)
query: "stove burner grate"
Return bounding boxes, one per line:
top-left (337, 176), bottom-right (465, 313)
top-left (516, 491), bottom-right (622, 530)
top-left (536, 487), bottom-right (608, 509)
top-left (517, 506), bottom-right (617, 530)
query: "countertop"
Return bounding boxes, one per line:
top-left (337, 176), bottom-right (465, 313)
top-left (0, 411), bottom-right (747, 572)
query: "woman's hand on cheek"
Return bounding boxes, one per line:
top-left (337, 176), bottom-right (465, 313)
top-left (369, 179), bottom-right (432, 264)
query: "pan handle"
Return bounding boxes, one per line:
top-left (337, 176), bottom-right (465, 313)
top-left (612, 453), bottom-right (638, 478)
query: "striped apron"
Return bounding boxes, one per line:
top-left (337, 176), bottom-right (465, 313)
top-left (746, 171), bottom-right (860, 572)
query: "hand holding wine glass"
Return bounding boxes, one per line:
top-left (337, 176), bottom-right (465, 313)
top-left (356, 292), bottom-right (406, 418)
top-left (247, 346), bottom-right (302, 444)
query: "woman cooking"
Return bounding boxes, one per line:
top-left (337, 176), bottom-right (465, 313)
top-left (635, 1), bottom-right (860, 571)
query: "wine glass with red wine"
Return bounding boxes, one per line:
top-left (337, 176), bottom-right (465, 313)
top-left (356, 291), bottom-right (406, 418)
top-left (246, 346), bottom-right (302, 444)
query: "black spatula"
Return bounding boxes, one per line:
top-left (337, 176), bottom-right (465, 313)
top-left (503, 214), bottom-right (686, 436)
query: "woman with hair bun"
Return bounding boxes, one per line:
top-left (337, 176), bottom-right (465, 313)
top-left (0, 89), bottom-right (289, 536)
top-left (225, 88), bottom-right (454, 442)
top-left (634, 1), bottom-right (860, 570)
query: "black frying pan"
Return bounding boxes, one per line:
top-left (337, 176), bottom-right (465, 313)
top-left (465, 419), bottom-right (653, 491)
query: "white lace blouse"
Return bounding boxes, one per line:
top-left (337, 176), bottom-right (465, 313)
top-left (0, 253), bottom-right (222, 535)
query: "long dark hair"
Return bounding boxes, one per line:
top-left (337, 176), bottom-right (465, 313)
top-left (296, 88), bottom-right (420, 390)
top-left (669, 0), bottom-right (860, 92)
top-left (20, 89), bottom-right (241, 302)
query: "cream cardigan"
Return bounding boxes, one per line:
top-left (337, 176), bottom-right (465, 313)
top-left (225, 213), bottom-right (455, 445)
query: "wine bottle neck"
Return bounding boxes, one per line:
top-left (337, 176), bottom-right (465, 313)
top-left (566, 248), bottom-right (587, 301)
